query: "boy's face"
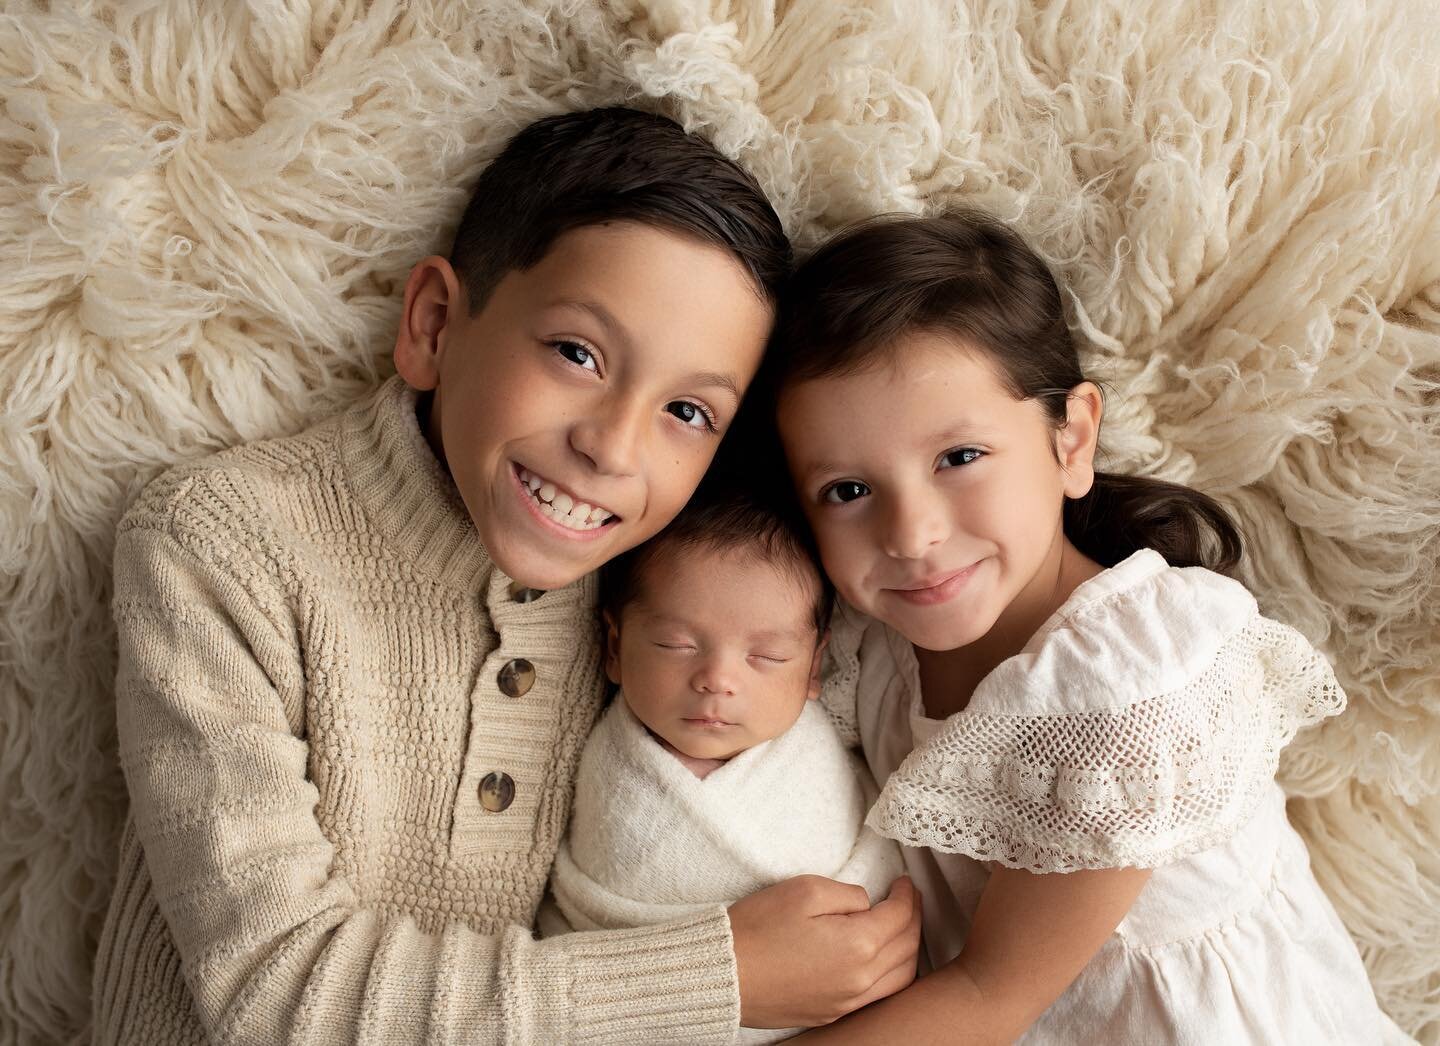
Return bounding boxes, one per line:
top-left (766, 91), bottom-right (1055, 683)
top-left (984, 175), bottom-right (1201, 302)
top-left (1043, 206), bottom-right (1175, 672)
top-left (606, 545), bottom-right (825, 762)
top-left (396, 222), bottom-right (773, 589)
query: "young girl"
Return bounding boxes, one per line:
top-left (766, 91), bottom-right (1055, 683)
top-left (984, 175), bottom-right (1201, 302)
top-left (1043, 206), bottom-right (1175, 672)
top-left (771, 212), bottom-right (1412, 1043)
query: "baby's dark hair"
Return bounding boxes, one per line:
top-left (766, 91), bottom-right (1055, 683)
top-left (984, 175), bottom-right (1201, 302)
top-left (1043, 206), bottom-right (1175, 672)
top-left (601, 481), bottom-right (834, 637)
top-left (767, 210), bottom-right (1242, 574)
top-left (449, 106), bottom-right (791, 312)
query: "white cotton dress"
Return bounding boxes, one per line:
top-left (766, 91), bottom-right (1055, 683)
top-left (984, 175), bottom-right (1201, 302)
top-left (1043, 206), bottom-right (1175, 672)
top-left (541, 696), bottom-right (904, 1044)
top-left (822, 549), bottom-right (1412, 1045)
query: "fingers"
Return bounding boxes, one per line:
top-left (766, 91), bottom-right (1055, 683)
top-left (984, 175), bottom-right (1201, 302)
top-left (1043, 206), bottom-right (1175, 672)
top-left (849, 875), bottom-right (918, 936)
top-left (798, 874), bottom-right (874, 916)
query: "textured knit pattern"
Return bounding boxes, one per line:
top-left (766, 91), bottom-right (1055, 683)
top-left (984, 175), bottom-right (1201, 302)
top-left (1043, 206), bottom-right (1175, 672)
top-left (90, 378), bottom-right (740, 1045)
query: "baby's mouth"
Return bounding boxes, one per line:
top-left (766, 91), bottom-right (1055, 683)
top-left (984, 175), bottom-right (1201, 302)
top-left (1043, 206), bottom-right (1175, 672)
top-left (516, 466), bottom-right (616, 532)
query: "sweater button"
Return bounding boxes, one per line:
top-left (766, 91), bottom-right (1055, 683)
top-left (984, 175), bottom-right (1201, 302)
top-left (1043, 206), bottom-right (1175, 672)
top-left (497, 658), bottom-right (535, 698)
top-left (507, 581), bottom-right (546, 604)
top-left (479, 772), bottom-right (515, 812)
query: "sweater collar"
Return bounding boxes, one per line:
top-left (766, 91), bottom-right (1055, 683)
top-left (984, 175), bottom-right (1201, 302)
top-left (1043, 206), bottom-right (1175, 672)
top-left (339, 375), bottom-right (490, 591)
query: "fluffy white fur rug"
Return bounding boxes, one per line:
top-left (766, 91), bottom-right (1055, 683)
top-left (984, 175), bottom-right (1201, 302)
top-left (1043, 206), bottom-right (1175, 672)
top-left (1, 1), bottom-right (1437, 1041)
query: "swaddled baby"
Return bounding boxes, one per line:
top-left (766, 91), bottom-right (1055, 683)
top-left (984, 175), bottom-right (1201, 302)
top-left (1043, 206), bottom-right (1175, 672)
top-left (540, 486), bottom-right (903, 1043)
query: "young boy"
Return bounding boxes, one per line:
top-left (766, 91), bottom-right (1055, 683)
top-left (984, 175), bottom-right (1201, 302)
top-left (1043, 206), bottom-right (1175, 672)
top-left (542, 487), bottom-right (904, 1044)
top-left (91, 108), bottom-right (919, 1045)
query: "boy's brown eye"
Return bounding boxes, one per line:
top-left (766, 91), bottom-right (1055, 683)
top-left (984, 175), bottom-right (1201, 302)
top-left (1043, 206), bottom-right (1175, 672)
top-left (554, 340), bottom-right (597, 371)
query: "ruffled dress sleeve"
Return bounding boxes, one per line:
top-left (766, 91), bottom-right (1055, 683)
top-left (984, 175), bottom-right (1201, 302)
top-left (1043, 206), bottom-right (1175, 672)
top-left (865, 550), bottom-right (1347, 873)
top-left (817, 600), bottom-right (870, 747)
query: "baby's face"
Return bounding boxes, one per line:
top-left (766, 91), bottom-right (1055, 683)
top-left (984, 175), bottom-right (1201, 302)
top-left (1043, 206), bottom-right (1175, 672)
top-left (607, 545), bottom-right (824, 763)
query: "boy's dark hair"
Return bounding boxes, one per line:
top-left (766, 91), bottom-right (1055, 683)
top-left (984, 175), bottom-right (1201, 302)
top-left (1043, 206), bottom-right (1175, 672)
top-left (765, 210), bottom-right (1243, 575)
top-left (449, 107), bottom-right (791, 311)
top-left (601, 480), bottom-right (834, 637)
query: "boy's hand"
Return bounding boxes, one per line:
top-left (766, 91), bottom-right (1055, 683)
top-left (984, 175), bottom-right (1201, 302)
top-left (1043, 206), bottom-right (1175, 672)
top-left (728, 875), bottom-right (922, 1029)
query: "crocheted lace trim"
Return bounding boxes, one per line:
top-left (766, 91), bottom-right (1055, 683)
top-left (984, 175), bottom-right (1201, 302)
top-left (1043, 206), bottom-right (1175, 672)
top-left (866, 616), bottom-right (1344, 872)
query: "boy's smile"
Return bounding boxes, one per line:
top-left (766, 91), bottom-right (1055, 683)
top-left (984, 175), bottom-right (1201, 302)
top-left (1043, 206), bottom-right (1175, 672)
top-left (396, 221), bottom-right (773, 589)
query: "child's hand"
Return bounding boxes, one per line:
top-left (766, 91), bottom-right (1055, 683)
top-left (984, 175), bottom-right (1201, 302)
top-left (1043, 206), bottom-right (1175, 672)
top-left (727, 874), bottom-right (922, 1029)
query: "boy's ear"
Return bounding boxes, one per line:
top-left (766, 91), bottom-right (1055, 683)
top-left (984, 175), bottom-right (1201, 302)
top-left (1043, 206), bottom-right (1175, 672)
top-left (1056, 381), bottom-right (1104, 499)
top-left (394, 256), bottom-right (467, 392)
top-left (805, 629), bottom-right (831, 701)
top-left (602, 609), bottom-right (623, 686)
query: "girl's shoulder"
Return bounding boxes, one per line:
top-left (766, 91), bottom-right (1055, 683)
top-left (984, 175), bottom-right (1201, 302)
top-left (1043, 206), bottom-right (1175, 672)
top-left (975, 549), bottom-right (1265, 717)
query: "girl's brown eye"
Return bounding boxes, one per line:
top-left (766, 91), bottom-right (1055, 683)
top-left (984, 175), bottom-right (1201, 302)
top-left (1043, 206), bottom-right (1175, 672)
top-left (940, 447), bottom-right (983, 468)
top-left (823, 480), bottom-right (869, 504)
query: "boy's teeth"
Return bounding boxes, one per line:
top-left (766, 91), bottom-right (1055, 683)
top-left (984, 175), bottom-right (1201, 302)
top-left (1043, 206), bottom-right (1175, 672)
top-left (520, 467), bottom-right (612, 529)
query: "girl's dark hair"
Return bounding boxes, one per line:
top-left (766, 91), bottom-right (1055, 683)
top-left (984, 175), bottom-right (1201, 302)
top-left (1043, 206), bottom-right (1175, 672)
top-left (450, 107), bottom-right (790, 311)
top-left (767, 211), bottom-right (1242, 574)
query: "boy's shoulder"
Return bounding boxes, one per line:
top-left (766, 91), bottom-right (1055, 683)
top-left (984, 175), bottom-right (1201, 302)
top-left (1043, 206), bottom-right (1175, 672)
top-left (119, 392), bottom-right (360, 546)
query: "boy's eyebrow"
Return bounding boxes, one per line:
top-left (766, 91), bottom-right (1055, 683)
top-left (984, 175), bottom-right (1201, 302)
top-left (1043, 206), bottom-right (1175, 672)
top-left (548, 298), bottom-right (741, 403)
top-left (683, 370), bottom-right (742, 404)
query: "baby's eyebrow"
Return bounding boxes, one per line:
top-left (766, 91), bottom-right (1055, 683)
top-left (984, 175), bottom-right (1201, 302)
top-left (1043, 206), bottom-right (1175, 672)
top-left (746, 628), bottom-right (812, 644)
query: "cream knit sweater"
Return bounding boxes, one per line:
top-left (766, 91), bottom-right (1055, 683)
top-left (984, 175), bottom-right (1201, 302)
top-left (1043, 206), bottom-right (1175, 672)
top-left (91, 377), bottom-right (740, 1045)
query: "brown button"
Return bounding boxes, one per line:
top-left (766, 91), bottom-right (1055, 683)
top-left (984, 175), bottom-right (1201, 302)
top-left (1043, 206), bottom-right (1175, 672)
top-left (479, 772), bottom-right (515, 812)
top-left (507, 581), bottom-right (546, 604)
top-left (497, 658), bottom-right (536, 698)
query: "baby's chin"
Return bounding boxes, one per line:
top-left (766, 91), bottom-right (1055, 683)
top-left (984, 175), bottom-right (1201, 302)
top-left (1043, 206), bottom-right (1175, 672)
top-left (652, 733), bottom-right (734, 780)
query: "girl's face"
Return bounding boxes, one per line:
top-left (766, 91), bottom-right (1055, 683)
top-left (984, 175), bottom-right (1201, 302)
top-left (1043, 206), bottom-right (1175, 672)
top-left (778, 332), bottom-right (1099, 653)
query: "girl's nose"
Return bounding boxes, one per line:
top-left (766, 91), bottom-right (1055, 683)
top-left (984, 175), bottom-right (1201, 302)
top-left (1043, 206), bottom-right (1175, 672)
top-left (882, 490), bottom-right (949, 560)
top-left (570, 396), bottom-right (646, 477)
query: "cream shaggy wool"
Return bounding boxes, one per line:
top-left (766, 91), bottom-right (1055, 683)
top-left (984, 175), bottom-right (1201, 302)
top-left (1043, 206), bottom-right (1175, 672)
top-left (1, 1), bottom-right (1437, 1042)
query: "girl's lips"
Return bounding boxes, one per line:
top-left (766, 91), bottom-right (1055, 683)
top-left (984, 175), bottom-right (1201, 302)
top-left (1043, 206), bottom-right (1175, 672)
top-left (889, 561), bottom-right (981, 606)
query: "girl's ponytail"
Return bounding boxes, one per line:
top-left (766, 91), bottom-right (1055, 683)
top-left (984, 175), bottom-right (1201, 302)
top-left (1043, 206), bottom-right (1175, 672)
top-left (1064, 472), bottom-right (1243, 575)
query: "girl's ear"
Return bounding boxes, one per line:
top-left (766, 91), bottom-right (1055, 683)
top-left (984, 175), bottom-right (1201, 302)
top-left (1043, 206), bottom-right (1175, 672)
top-left (805, 629), bottom-right (831, 701)
top-left (602, 609), bottom-right (624, 686)
top-left (1057, 381), bottom-right (1104, 499)
top-left (393, 256), bottom-right (466, 391)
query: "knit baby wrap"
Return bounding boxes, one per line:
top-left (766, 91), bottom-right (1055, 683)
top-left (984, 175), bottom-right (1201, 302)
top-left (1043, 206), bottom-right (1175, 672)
top-left (546, 697), bottom-right (904, 1043)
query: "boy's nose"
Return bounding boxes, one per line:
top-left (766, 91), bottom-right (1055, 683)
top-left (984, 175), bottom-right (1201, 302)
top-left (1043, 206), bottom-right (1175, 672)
top-left (570, 397), bottom-right (646, 477)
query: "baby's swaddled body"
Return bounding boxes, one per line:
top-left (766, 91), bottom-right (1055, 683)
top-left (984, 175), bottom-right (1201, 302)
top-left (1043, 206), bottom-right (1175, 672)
top-left (544, 697), bottom-right (903, 1044)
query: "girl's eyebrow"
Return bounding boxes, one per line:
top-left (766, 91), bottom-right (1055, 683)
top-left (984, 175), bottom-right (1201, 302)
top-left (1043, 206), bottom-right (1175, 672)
top-left (927, 422), bottom-right (988, 445)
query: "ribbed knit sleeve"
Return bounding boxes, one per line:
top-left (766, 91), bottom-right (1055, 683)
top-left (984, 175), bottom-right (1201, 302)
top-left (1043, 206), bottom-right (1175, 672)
top-left (108, 486), bottom-right (740, 1044)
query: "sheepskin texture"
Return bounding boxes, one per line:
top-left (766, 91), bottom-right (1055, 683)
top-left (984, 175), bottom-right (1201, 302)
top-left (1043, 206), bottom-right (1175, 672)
top-left (1, 0), bottom-right (1437, 1042)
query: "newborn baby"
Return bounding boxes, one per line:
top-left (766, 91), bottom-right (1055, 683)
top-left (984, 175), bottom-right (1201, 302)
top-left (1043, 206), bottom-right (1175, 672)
top-left (541, 486), bottom-right (903, 1043)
